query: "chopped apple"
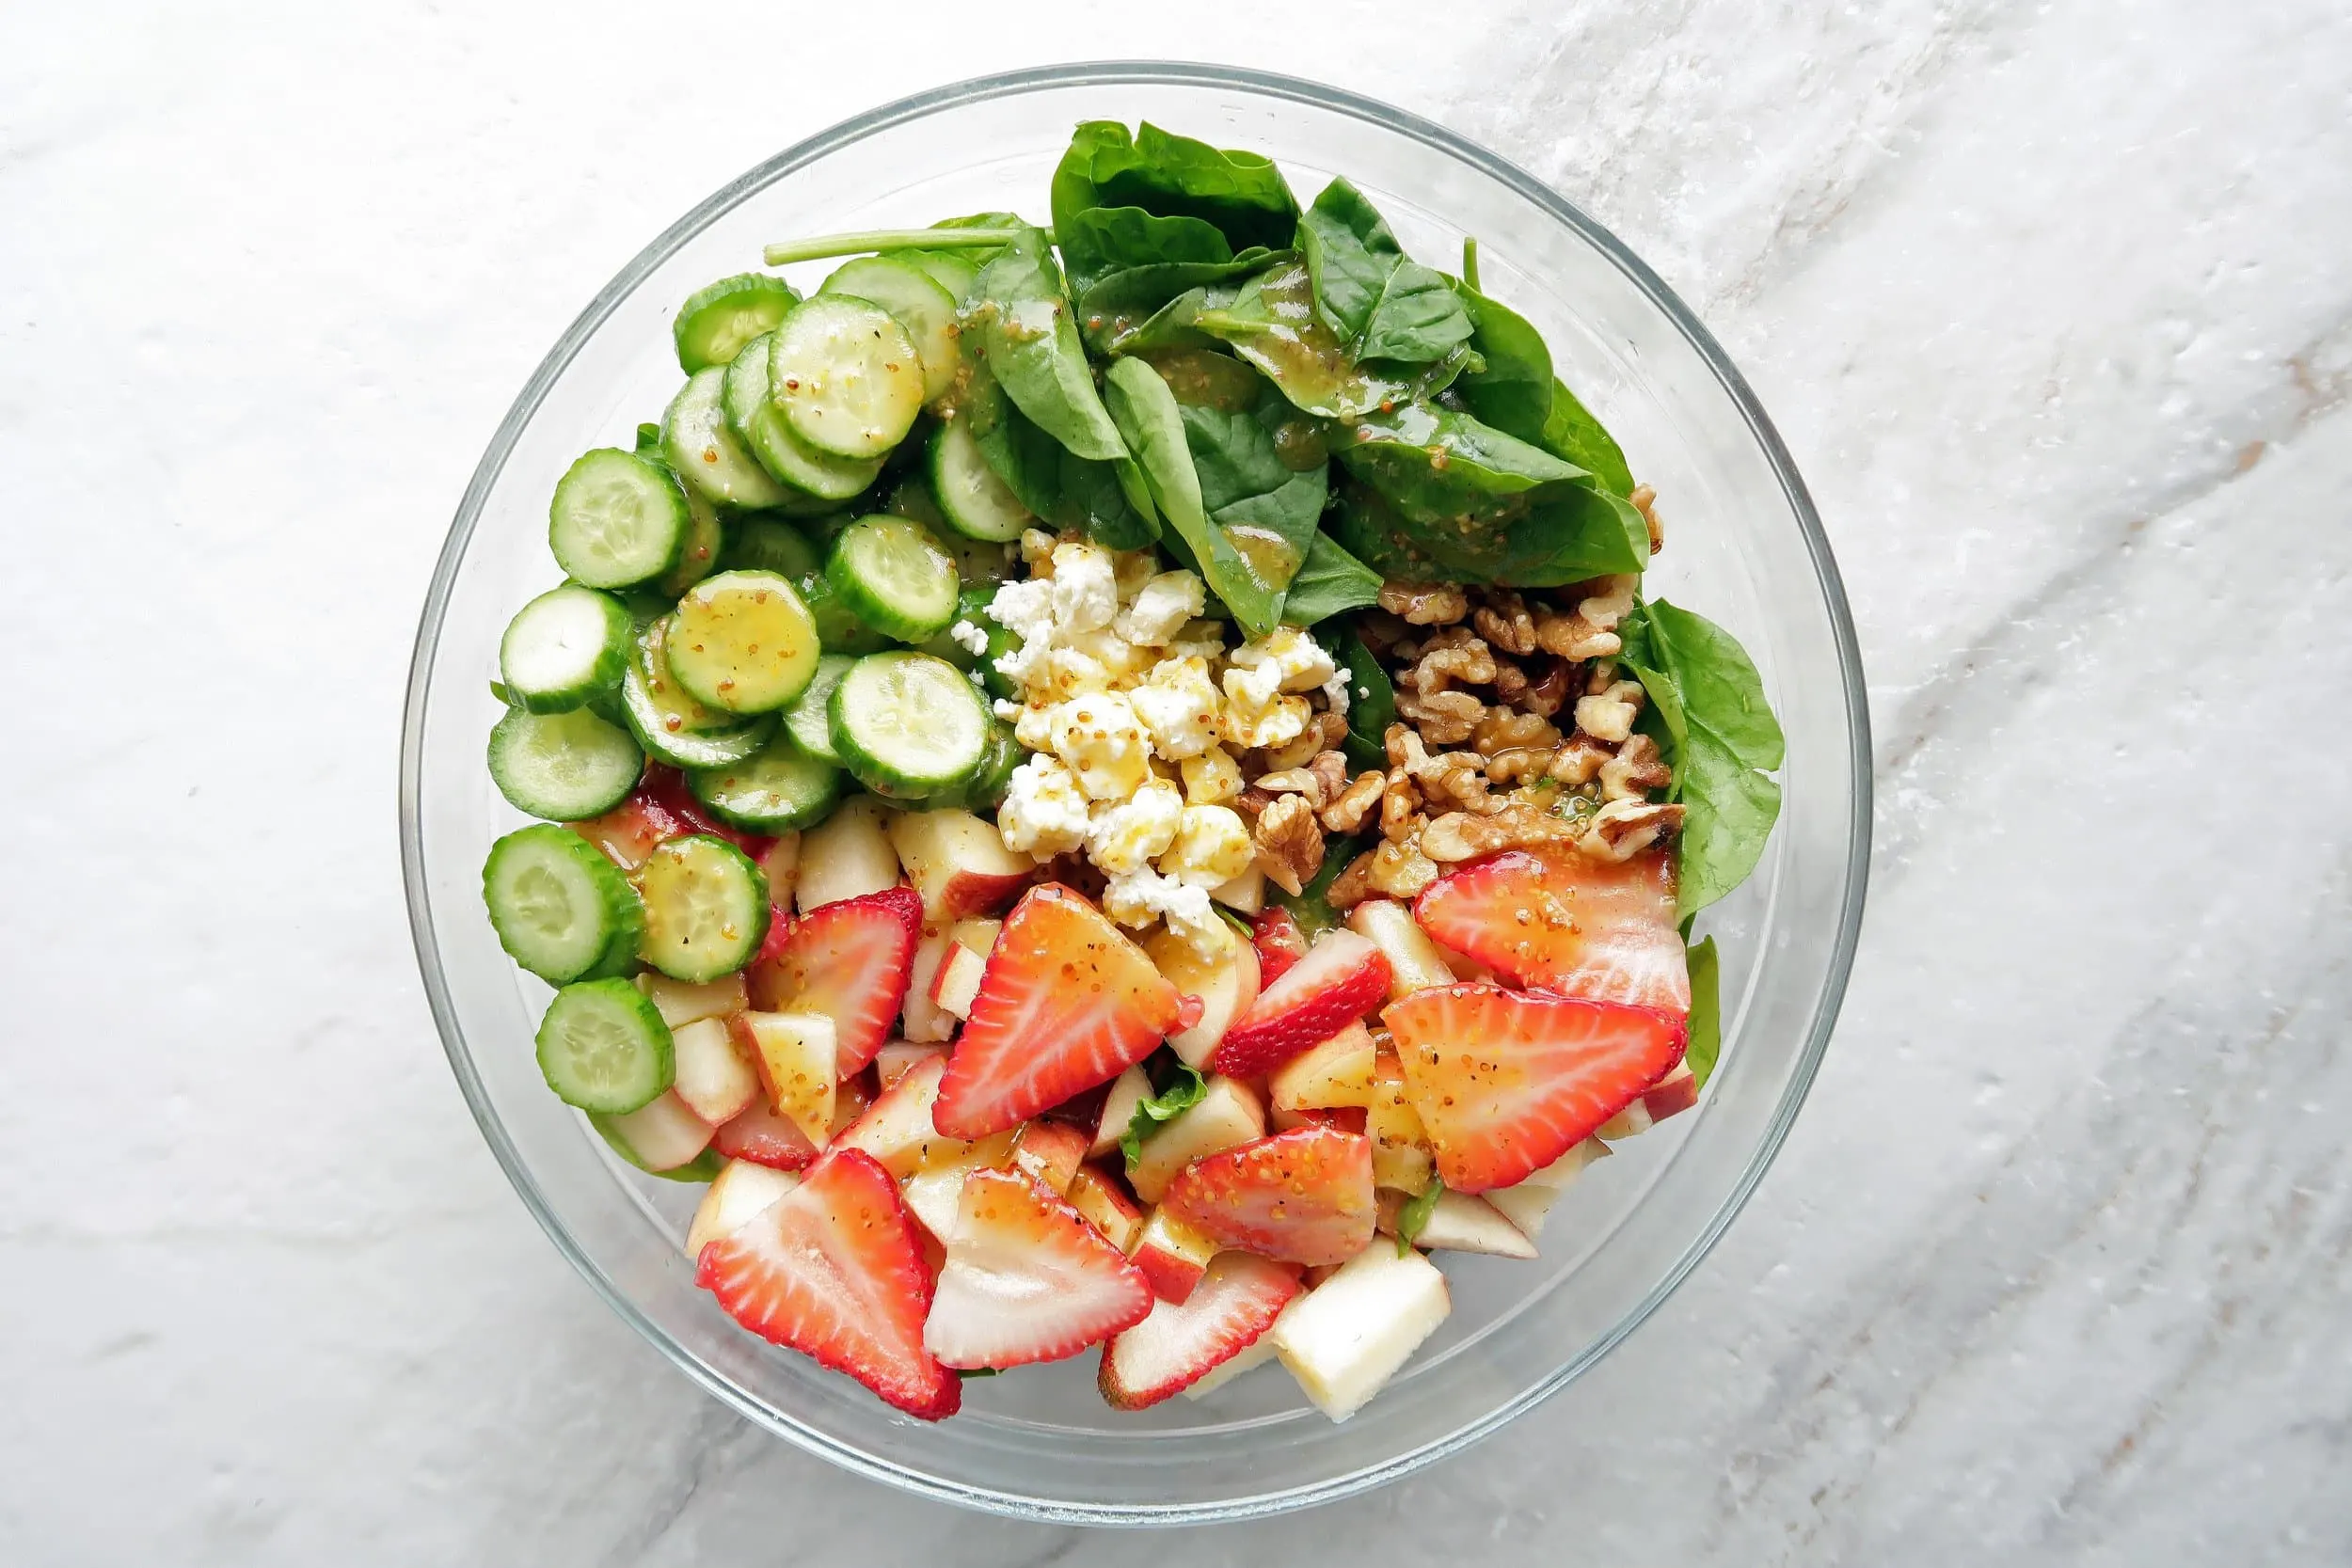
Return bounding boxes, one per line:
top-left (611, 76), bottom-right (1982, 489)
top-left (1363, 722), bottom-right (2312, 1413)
top-left (930, 941), bottom-right (989, 1020)
top-left (1366, 1053), bottom-right (1435, 1194)
top-left (1346, 898), bottom-right (1457, 999)
top-left (1179, 1331), bottom-right (1279, 1401)
top-left (1270, 1243), bottom-right (1452, 1421)
top-left (1145, 921), bottom-right (1262, 1070)
top-left (833, 1053), bottom-right (966, 1176)
top-left (828, 1071), bottom-right (871, 1138)
top-left (1127, 1076), bottom-right (1267, 1204)
top-left (682, 1160), bottom-right (801, 1258)
top-left (1088, 1064), bottom-right (1152, 1160)
top-left (1481, 1137), bottom-right (1610, 1239)
top-left (1128, 1207), bottom-right (1219, 1304)
top-left (597, 1089), bottom-right (714, 1172)
top-left (1270, 1103), bottom-right (1368, 1134)
top-left (1375, 1188), bottom-right (1535, 1259)
top-left (873, 1040), bottom-right (947, 1091)
top-left (1208, 864), bottom-right (1265, 914)
top-left (795, 796), bottom-right (900, 914)
top-left (899, 924), bottom-right (957, 1043)
top-left (885, 806), bottom-right (1038, 919)
top-left (1643, 1061), bottom-right (1700, 1121)
top-left (1268, 1021), bottom-right (1379, 1112)
top-left (898, 1132), bottom-right (1018, 1243)
top-left (634, 972), bottom-right (748, 1029)
top-left (757, 832), bottom-right (802, 914)
top-left (669, 1016), bottom-right (759, 1126)
top-left (730, 1011), bottom-right (837, 1146)
top-left (947, 914), bottom-right (1003, 953)
top-left (1066, 1164), bottom-right (1146, 1251)
top-left (1011, 1119), bottom-right (1089, 1196)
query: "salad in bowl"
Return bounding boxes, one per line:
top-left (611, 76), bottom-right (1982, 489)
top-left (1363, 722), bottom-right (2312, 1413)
top-left (476, 119), bottom-right (1783, 1426)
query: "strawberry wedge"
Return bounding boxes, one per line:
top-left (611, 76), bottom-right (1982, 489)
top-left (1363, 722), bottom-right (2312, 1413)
top-left (924, 1166), bottom-right (1154, 1370)
top-left (1099, 1251), bottom-right (1303, 1409)
top-left (1383, 984), bottom-right (1687, 1193)
top-left (1162, 1127), bottom-right (1378, 1266)
top-left (1414, 846), bottom-right (1689, 1014)
top-left (709, 1098), bottom-right (820, 1171)
top-left (932, 884), bottom-right (1183, 1140)
top-left (1209, 928), bottom-right (1391, 1077)
top-left (748, 885), bottom-right (922, 1075)
top-left (694, 1148), bottom-right (960, 1419)
top-left (1250, 907), bottom-right (1310, 987)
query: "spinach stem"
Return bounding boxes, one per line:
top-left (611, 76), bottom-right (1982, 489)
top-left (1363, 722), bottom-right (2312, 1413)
top-left (761, 227), bottom-right (1046, 266)
top-left (1461, 235), bottom-right (1482, 293)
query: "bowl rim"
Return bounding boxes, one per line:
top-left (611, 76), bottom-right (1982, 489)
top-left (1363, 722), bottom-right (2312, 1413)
top-left (400, 58), bottom-right (1872, 1527)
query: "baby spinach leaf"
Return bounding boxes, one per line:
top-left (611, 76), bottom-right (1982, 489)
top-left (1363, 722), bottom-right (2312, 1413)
top-left (1057, 205), bottom-right (1234, 295)
top-left (1447, 277), bottom-right (1555, 444)
top-left (1683, 934), bottom-right (1722, 1089)
top-left (1297, 179), bottom-right (1474, 366)
top-left (1053, 121), bottom-right (1298, 261)
top-left (1279, 532), bottom-right (1383, 626)
top-left (1077, 248), bottom-right (1288, 355)
top-left (1059, 450), bottom-right (1162, 549)
top-left (1195, 261), bottom-right (1470, 420)
top-left (964, 363), bottom-right (1063, 518)
top-left (968, 227), bottom-right (1128, 463)
top-left (1279, 832), bottom-right (1369, 938)
top-left (1616, 599), bottom-right (1784, 919)
top-left (1394, 1178), bottom-right (1445, 1256)
top-left (1103, 356), bottom-right (1281, 636)
top-left (1120, 1051), bottom-right (1209, 1168)
top-left (1331, 626), bottom-right (1394, 771)
top-left (1539, 377), bottom-right (1635, 498)
top-left (1177, 375), bottom-right (1328, 594)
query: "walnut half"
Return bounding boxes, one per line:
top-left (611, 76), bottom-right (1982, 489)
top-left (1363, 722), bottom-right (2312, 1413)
top-left (1252, 793), bottom-right (1326, 896)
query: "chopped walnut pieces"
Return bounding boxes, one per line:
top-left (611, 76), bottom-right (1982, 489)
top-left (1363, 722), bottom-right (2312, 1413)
top-left (1379, 769), bottom-right (1421, 836)
top-left (1364, 836), bottom-right (1440, 899)
top-left (1486, 747), bottom-right (1561, 787)
top-left (1578, 799), bottom-right (1685, 862)
top-left (1573, 679), bottom-right (1645, 744)
top-left (1254, 768), bottom-right (1323, 802)
top-left (1473, 590), bottom-right (1538, 657)
top-left (1326, 848), bottom-right (1377, 909)
top-left (1377, 581), bottom-right (1470, 626)
top-left (1534, 575), bottom-right (1639, 661)
top-left (1599, 733), bottom-right (1673, 800)
top-left (1322, 769), bottom-right (1386, 833)
top-left (1260, 709), bottom-right (1347, 771)
top-left (1546, 732), bottom-right (1619, 786)
top-left (1629, 484), bottom-right (1663, 552)
top-left (1418, 753), bottom-right (1499, 816)
top-left (1405, 626), bottom-right (1498, 693)
top-left (1518, 657), bottom-right (1573, 718)
top-left (1421, 802), bottom-right (1585, 863)
top-left (1492, 662), bottom-right (1529, 705)
top-left (1395, 687), bottom-right (1485, 744)
top-left (1472, 708), bottom-right (1559, 756)
top-left (1308, 750), bottom-right (1350, 804)
top-left (1252, 793), bottom-right (1325, 895)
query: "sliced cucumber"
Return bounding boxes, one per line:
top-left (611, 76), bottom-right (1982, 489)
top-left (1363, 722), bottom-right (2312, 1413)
top-left (688, 735), bottom-right (843, 832)
top-left (771, 294), bottom-right (925, 460)
top-left (635, 833), bottom-right (770, 983)
top-left (820, 255), bottom-right (961, 404)
top-left (723, 332), bottom-right (886, 501)
top-left (663, 366), bottom-right (789, 511)
top-left (928, 418), bottom-right (1034, 543)
top-left (663, 569), bottom-right (820, 715)
top-left (824, 515), bottom-right (960, 642)
top-left (488, 707), bottom-right (644, 821)
top-left (548, 448), bottom-right (690, 589)
top-left (620, 617), bottom-right (777, 768)
top-left (536, 977), bottom-right (675, 1114)
top-left (782, 652), bottom-right (855, 764)
top-left (499, 585), bottom-right (633, 714)
top-left (483, 824), bottom-right (646, 983)
top-left (828, 651), bottom-right (991, 798)
top-left (895, 248), bottom-right (979, 304)
top-left (655, 489), bottom-right (726, 597)
top-left (795, 568), bottom-right (890, 656)
top-left (924, 718), bottom-right (1022, 813)
top-left (674, 273), bottom-right (798, 373)
top-left (885, 477), bottom-right (1018, 586)
top-left (723, 515), bottom-right (821, 579)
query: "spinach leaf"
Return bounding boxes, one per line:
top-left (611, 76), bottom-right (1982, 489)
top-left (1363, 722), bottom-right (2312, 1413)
top-left (1120, 1051), bottom-right (1209, 1168)
top-left (1174, 364), bottom-right (1328, 603)
top-left (1278, 832), bottom-right (1368, 938)
top-left (969, 227), bottom-right (1128, 463)
top-left (1331, 626), bottom-right (1395, 771)
top-left (1448, 277), bottom-right (1555, 444)
top-left (898, 212), bottom-right (1028, 276)
top-left (1683, 934), bottom-right (1722, 1089)
top-left (1194, 261), bottom-right (1470, 419)
top-left (1077, 249), bottom-right (1287, 355)
top-left (1052, 121), bottom-right (1298, 260)
top-left (1280, 532), bottom-right (1383, 626)
top-left (1297, 179), bottom-right (1474, 365)
top-left (1394, 1179), bottom-right (1445, 1256)
top-left (965, 364), bottom-right (1063, 518)
top-left (1059, 450), bottom-right (1162, 550)
top-left (1539, 377), bottom-right (1635, 498)
top-left (1057, 205), bottom-right (1235, 294)
top-left (1617, 599), bottom-right (1784, 919)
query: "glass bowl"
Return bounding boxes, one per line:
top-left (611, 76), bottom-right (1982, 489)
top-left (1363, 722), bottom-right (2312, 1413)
top-left (400, 62), bottom-right (1870, 1526)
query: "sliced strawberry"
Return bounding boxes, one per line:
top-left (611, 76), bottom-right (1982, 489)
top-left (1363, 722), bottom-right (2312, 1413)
top-left (1251, 907), bottom-right (1309, 985)
top-left (640, 765), bottom-right (774, 857)
top-left (567, 790), bottom-right (683, 869)
top-left (1160, 1126), bottom-right (1377, 1267)
top-left (1209, 929), bottom-right (1392, 1077)
top-left (922, 1165), bottom-right (1154, 1370)
top-left (1382, 983), bottom-right (1686, 1192)
top-left (1098, 1251), bottom-right (1303, 1409)
top-left (1413, 846), bottom-right (1689, 1014)
top-left (931, 884), bottom-right (1183, 1139)
top-left (747, 885), bottom-right (922, 1076)
top-left (694, 1148), bottom-right (958, 1419)
top-left (709, 1097), bottom-right (820, 1171)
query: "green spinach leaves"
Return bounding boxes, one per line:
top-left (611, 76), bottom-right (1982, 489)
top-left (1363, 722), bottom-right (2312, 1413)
top-left (969, 227), bottom-right (1128, 462)
top-left (1298, 179), bottom-right (1475, 366)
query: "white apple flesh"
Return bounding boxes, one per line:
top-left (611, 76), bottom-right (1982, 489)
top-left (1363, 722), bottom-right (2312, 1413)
top-left (600, 1089), bottom-right (714, 1173)
top-left (1376, 1188), bottom-right (1535, 1259)
top-left (1088, 1064), bottom-right (1152, 1160)
top-left (832, 1053), bottom-right (966, 1177)
top-left (1270, 1243), bottom-right (1451, 1421)
top-left (731, 1011), bottom-right (837, 1146)
top-left (885, 807), bottom-right (1037, 920)
top-left (872, 1040), bottom-right (946, 1090)
top-left (1268, 1022), bottom-right (1378, 1111)
top-left (669, 1016), bottom-right (759, 1126)
top-left (682, 1160), bottom-right (801, 1258)
top-left (1126, 1076), bottom-right (1267, 1204)
top-left (634, 972), bottom-right (747, 1029)
top-left (1345, 898), bottom-right (1457, 999)
top-left (1145, 922), bottom-right (1261, 1070)
top-left (1179, 1331), bottom-right (1279, 1401)
top-left (1481, 1137), bottom-right (1610, 1238)
top-left (794, 797), bottom-right (900, 914)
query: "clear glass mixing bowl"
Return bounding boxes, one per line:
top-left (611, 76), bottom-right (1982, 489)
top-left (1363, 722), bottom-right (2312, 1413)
top-left (400, 62), bottom-right (1870, 1526)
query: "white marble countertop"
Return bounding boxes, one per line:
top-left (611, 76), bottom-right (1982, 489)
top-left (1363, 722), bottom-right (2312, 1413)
top-left (8, 3), bottom-right (2348, 1562)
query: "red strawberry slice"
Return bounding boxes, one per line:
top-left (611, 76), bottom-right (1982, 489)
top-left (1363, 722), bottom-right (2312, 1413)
top-left (694, 1148), bottom-right (960, 1419)
top-left (932, 884), bottom-right (1183, 1140)
top-left (1250, 907), bottom-right (1309, 986)
top-left (709, 1097), bottom-right (820, 1171)
top-left (1414, 846), bottom-right (1689, 1014)
top-left (1382, 984), bottom-right (1687, 1193)
top-left (1208, 929), bottom-right (1392, 1077)
top-left (1160, 1126), bottom-right (1377, 1266)
top-left (1098, 1250), bottom-right (1303, 1410)
top-left (747, 885), bottom-right (922, 1076)
top-left (567, 791), bottom-right (684, 868)
top-left (640, 766), bottom-right (774, 857)
top-left (923, 1165), bottom-right (1154, 1370)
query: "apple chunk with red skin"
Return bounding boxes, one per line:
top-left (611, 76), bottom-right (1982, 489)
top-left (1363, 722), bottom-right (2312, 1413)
top-left (886, 807), bottom-right (1038, 921)
top-left (1144, 922), bottom-right (1261, 1070)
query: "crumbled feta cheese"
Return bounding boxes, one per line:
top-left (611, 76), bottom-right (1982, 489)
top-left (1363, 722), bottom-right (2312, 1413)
top-left (949, 619), bottom-right (990, 657)
top-left (1159, 804), bottom-right (1255, 888)
top-left (1130, 655), bottom-right (1223, 761)
top-left (985, 578), bottom-right (1058, 689)
top-left (1086, 779), bottom-right (1184, 875)
top-left (1049, 542), bottom-right (1120, 634)
top-left (996, 755), bottom-right (1091, 857)
top-left (1102, 866), bottom-right (1221, 954)
top-left (1061, 626), bottom-right (1153, 683)
top-left (1321, 668), bottom-right (1352, 717)
top-left (1038, 644), bottom-right (1115, 702)
top-left (1229, 625), bottom-right (1337, 694)
top-left (1012, 702), bottom-right (1057, 751)
top-left (1218, 668), bottom-right (1311, 751)
top-left (1111, 549), bottom-right (1160, 601)
top-left (993, 698), bottom-right (1022, 721)
top-left (1179, 746), bottom-right (1244, 805)
top-left (1019, 529), bottom-right (1059, 569)
top-left (1114, 570), bottom-right (1207, 647)
top-left (1050, 690), bottom-right (1152, 800)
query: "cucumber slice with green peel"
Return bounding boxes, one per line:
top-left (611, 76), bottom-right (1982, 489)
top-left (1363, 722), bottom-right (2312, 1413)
top-left (635, 833), bottom-right (771, 982)
top-left (663, 366), bottom-right (790, 511)
top-left (673, 273), bottom-right (799, 373)
top-left (723, 515), bottom-right (822, 579)
top-left (664, 569), bottom-right (821, 715)
top-left (488, 707), bottom-right (644, 821)
top-left (620, 618), bottom-right (777, 768)
top-left (820, 255), bottom-right (961, 404)
top-left (548, 449), bottom-right (691, 589)
top-left (884, 477), bottom-right (1018, 586)
top-left (771, 295), bottom-right (925, 460)
top-left (654, 489), bottom-right (726, 597)
top-left (928, 418), bottom-right (1034, 543)
top-left (824, 515), bottom-right (961, 642)
top-left (688, 735), bottom-right (843, 832)
top-left (499, 585), bottom-right (634, 713)
top-left (782, 652), bottom-right (856, 763)
top-left (924, 719), bottom-right (1023, 813)
top-left (635, 422), bottom-right (663, 454)
top-left (536, 977), bottom-right (675, 1114)
top-left (796, 569), bottom-right (890, 656)
top-left (894, 248), bottom-right (979, 304)
top-left (828, 651), bottom-right (992, 798)
top-left (483, 824), bottom-right (646, 983)
top-left (723, 333), bottom-right (886, 501)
